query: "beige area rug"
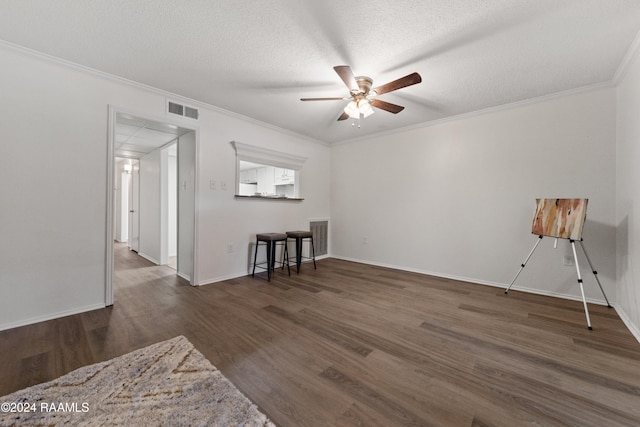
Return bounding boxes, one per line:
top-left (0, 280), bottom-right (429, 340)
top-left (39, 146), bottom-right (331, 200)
top-left (0, 336), bottom-right (275, 426)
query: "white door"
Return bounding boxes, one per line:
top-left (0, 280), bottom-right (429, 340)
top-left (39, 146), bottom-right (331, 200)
top-left (129, 161), bottom-right (140, 252)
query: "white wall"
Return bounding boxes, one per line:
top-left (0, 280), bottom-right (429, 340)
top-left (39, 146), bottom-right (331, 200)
top-left (168, 151), bottom-right (177, 258)
top-left (616, 46), bottom-right (640, 339)
top-left (331, 87), bottom-right (617, 304)
top-left (139, 148), bottom-right (162, 264)
top-left (114, 160), bottom-right (129, 243)
top-left (195, 115), bottom-right (331, 284)
top-left (129, 160), bottom-right (140, 252)
top-left (119, 171), bottom-right (129, 243)
top-left (138, 144), bottom-right (177, 266)
top-left (1, 46), bottom-right (112, 329)
top-left (177, 132), bottom-right (195, 282)
top-left (0, 42), bottom-right (331, 330)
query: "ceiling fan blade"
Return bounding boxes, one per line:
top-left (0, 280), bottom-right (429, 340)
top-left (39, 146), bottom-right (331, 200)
top-left (372, 72), bottom-right (422, 96)
top-left (334, 65), bottom-right (359, 93)
top-left (337, 111), bottom-right (349, 121)
top-left (300, 97), bottom-right (347, 101)
top-left (370, 99), bottom-right (405, 114)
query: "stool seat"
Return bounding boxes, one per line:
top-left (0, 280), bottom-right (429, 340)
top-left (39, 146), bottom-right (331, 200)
top-left (257, 233), bottom-right (287, 241)
top-left (286, 230), bottom-right (313, 239)
top-left (285, 230), bottom-right (316, 273)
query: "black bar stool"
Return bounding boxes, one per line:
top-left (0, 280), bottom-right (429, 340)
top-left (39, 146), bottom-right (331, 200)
top-left (252, 233), bottom-right (290, 281)
top-left (286, 230), bottom-right (316, 273)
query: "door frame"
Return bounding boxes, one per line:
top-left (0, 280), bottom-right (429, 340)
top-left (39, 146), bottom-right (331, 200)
top-left (106, 105), bottom-right (200, 305)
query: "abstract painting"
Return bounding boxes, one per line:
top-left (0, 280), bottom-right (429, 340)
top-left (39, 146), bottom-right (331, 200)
top-left (531, 198), bottom-right (588, 240)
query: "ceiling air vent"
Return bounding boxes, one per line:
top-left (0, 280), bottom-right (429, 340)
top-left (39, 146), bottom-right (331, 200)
top-left (167, 100), bottom-right (199, 120)
top-left (168, 101), bottom-right (184, 116)
top-left (184, 106), bottom-right (199, 119)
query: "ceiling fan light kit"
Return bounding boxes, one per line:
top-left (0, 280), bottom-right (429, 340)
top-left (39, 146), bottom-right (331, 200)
top-left (343, 101), bottom-right (359, 118)
top-left (344, 99), bottom-right (374, 119)
top-left (301, 65), bottom-right (422, 125)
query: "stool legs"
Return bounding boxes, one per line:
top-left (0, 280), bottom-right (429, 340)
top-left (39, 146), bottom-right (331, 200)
top-left (252, 239), bottom-right (290, 282)
top-left (311, 237), bottom-right (316, 269)
top-left (252, 241), bottom-right (259, 277)
top-left (291, 236), bottom-right (316, 273)
top-left (282, 243), bottom-right (290, 276)
top-left (266, 241), bottom-right (273, 281)
top-left (295, 236), bottom-right (303, 273)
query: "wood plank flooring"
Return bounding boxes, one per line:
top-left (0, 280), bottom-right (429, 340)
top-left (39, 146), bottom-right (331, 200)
top-left (1, 242), bottom-right (640, 426)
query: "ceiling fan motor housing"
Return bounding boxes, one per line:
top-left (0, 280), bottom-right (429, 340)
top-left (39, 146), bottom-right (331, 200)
top-left (354, 76), bottom-right (373, 96)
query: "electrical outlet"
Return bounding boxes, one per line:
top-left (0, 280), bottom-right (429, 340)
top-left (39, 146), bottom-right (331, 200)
top-left (209, 179), bottom-right (216, 190)
top-left (362, 236), bottom-right (368, 244)
top-left (227, 244), bottom-right (233, 253)
top-left (221, 181), bottom-right (227, 190)
top-left (563, 255), bottom-right (574, 266)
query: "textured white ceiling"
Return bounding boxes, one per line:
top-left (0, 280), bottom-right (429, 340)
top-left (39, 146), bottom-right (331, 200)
top-left (1, 0), bottom-right (639, 144)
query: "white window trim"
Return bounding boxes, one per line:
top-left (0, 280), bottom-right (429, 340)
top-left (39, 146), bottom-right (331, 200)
top-left (231, 141), bottom-right (307, 170)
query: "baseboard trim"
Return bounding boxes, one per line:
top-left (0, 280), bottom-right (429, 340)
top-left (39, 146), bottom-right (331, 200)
top-left (198, 271), bottom-right (249, 286)
top-left (331, 255), bottom-right (610, 306)
top-left (177, 271), bottom-right (191, 283)
top-left (0, 303), bottom-right (106, 332)
top-left (197, 255), bottom-right (330, 286)
top-left (614, 306), bottom-right (640, 343)
top-left (138, 252), bottom-right (160, 265)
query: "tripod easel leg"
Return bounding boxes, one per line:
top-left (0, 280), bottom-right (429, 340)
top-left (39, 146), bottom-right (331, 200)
top-left (571, 240), bottom-right (592, 330)
top-left (505, 235), bottom-right (543, 294)
top-left (578, 239), bottom-right (612, 307)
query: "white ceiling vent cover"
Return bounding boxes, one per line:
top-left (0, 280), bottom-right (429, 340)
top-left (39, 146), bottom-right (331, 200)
top-left (167, 100), bottom-right (199, 120)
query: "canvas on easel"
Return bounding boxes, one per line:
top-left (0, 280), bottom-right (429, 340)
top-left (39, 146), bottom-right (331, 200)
top-left (505, 198), bottom-right (610, 330)
top-left (531, 198), bottom-right (588, 240)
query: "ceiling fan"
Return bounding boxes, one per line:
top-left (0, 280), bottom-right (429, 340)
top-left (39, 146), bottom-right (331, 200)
top-left (301, 65), bottom-right (422, 122)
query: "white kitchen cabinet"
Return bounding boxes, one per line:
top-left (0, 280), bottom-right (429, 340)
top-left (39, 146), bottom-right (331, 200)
top-left (274, 167), bottom-right (294, 185)
top-left (240, 168), bottom-right (257, 184)
top-left (257, 166), bottom-right (275, 194)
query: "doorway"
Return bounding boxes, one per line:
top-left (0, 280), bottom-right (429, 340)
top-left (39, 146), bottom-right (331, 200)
top-left (107, 108), bottom-right (198, 305)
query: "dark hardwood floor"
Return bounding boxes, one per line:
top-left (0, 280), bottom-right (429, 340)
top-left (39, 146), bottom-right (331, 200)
top-left (1, 242), bottom-right (640, 426)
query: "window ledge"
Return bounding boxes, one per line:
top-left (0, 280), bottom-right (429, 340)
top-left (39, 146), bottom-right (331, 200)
top-left (235, 195), bottom-right (304, 201)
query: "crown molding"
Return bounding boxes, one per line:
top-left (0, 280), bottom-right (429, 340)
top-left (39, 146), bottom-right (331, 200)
top-left (614, 28), bottom-right (640, 84)
top-left (333, 81), bottom-right (615, 147)
top-left (0, 38), bottom-right (624, 149)
top-left (0, 39), bottom-right (328, 147)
